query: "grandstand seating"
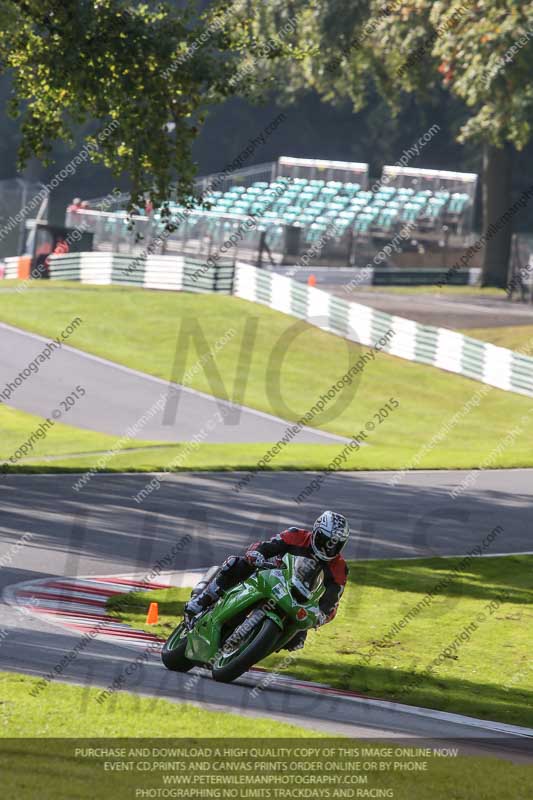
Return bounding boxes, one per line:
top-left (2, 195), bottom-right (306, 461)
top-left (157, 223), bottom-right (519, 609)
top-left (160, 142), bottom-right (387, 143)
top-left (78, 174), bottom-right (473, 257)
top-left (154, 177), bottom-right (472, 246)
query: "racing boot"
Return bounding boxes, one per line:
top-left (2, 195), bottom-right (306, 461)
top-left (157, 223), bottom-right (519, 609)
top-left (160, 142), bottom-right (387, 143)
top-left (184, 579), bottom-right (222, 620)
top-left (282, 630), bottom-right (308, 652)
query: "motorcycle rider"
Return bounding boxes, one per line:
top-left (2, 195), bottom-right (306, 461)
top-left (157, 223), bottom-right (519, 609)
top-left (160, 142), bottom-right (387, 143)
top-left (184, 510), bottom-right (350, 651)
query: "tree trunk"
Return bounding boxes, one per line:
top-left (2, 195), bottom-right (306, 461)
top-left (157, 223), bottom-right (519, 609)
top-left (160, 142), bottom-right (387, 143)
top-left (481, 143), bottom-right (513, 287)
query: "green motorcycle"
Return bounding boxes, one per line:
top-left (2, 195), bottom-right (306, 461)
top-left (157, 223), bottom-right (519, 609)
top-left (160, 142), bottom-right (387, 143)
top-left (161, 554), bottom-right (324, 683)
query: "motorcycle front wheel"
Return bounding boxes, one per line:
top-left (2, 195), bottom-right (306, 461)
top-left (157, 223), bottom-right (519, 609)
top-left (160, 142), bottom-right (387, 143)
top-left (161, 622), bottom-right (195, 672)
top-left (212, 615), bottom-right (280, 683)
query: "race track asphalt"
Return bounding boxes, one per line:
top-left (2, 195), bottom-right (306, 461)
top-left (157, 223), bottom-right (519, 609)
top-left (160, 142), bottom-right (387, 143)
top-left (1, 470), bottom-right (532, 748)
top-left (274, 266), bottom-right (533, 329)
top-left (0, 322), bottom-right (345, 445)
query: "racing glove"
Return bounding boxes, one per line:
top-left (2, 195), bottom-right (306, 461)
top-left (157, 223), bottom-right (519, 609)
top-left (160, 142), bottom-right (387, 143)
top-left (308, 608), bottom-right (327, 627)
top-left (246, 550), bottom-right (266, 567)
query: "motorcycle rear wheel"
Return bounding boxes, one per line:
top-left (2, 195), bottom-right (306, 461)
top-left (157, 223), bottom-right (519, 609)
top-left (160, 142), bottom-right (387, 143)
top-left (212, 616), bottom-right (280, 683)
top-left (161, 622), bottom-right (195, 672)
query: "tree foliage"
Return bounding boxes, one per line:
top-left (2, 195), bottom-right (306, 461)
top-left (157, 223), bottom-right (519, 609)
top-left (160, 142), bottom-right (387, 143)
top-left (0, 0), bottom-right (240, 210)
top-left (233, 0), bottom-right (533, 283)
top-left (1, 0), bottom-right (532, 280)
top-left (236, 0), bottom-right (533, 150)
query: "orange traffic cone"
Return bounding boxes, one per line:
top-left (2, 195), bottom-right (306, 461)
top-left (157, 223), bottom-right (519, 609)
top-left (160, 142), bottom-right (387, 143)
top-left (308, 274), bottom-right (317, 287)
top-left (146, 602), bottom-right (159, 625)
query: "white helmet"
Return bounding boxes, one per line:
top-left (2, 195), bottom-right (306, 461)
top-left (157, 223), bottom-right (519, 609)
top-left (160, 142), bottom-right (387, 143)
top-left (311, 511), bottom-right (349, 561)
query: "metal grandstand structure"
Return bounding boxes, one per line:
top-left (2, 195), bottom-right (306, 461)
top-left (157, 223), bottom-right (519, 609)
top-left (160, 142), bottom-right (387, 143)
top-left (276, 156), bottom-right (369, 188)
top-left (380, 166), bottom-right (477, 234)
top-left (74, 156), bottom-right (478, 269)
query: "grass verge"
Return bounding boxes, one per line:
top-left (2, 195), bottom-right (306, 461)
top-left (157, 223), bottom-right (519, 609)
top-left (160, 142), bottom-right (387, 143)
top-left (460, 324), bottom-right (533, 352)
top-left (0, 670), bottom-right (316, 738)
top-left (1, 283), bottom-right (533, 471)
top-left (10, 440), bottom-right (533, 473)
top-left (0, 403), bottom-right (157, 469)
top-left (108, 555), bottom-right (533, 729)
top-left (353, 285), bottom-right (506, 297)
top-left (1, 673), bottom-right (532, 799)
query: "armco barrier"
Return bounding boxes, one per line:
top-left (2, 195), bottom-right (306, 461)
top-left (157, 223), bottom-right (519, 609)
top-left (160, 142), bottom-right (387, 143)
top-left (44, 252), bottom-right (533, 399)
top-left (233, 262), bottom-right (533, 399)
top-left (371, 267), bottom-right (481, 286)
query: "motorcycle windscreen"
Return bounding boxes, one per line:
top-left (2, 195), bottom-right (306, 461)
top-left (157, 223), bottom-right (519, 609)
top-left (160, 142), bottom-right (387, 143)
top-left (292, 556), bottom-right (323, 598)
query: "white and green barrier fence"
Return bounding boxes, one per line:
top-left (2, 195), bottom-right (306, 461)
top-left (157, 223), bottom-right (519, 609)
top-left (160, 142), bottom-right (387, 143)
top-left (36, 252), bottom-right (533, 399)
top-left (48, 251), bottom-right (235, 293)
top-left (234, 262), bottom-right (533, 399)
top-left (3, 257), bottom-right (21, 279)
